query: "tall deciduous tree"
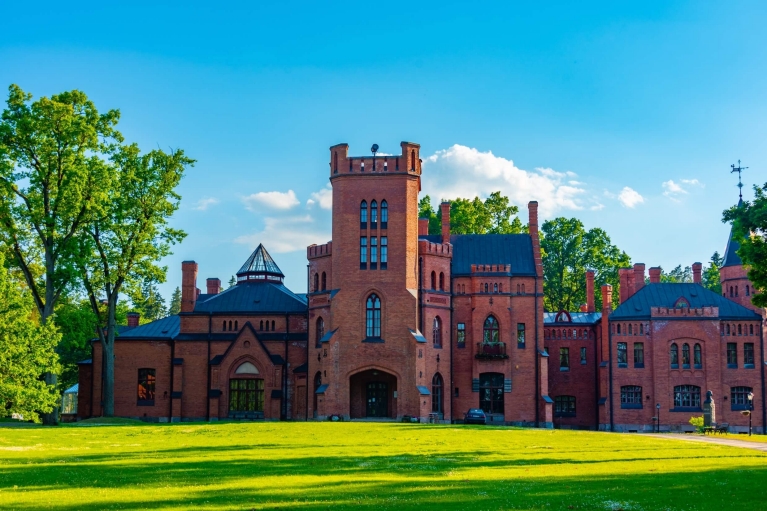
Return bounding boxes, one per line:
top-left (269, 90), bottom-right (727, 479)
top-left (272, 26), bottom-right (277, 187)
top-left (0, 253), bottom-right (61, 422)
top-left (541, 217), bottom-right (630, 312)
top-left (702, 251), bottom-right (724, 295)
top-left (76, 143), bottom-right (191, 416)
top-left (723, 184), bottom-right (767, 307)
top-left (419, 192), bottom-right (525, 235)
top-left (0, 85), bottom-right (120, 423)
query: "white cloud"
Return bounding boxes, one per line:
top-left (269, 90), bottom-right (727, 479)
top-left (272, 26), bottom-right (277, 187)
top-left (590, 203), bottom-right (605, 211)
top-left (308, 185), bottom-right (333, 210)
top-left (193, 197), bottom-right (219, 211)
top-left (618, 187), bottom-right (645, 208)
top-left (420, 145), bottom-right (587, 218)
top-left (234, 215), bottom-right (331, 253)
top-left (662, 179), bottom-right (703, 201)
top-left (242, 190), bottom-right (300, 211)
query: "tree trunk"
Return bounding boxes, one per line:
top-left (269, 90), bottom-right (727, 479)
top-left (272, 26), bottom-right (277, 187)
top-left (102, 339), bottom-right (115, 417)
top-left (41, 273), bottom-right (59, 425)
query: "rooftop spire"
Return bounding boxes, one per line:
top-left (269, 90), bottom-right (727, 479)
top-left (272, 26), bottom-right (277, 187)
top-left (236, 244), bottom-right (284, 283)
top-left (730, 159), bottom-right (748, 201)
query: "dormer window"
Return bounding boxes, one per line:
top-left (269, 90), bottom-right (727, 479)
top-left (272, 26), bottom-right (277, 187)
top-left (674, 297), bottom-right (690, 309)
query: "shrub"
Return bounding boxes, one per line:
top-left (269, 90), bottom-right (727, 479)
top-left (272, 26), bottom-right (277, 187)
top-left (689, 416), bottom-right (705, 433)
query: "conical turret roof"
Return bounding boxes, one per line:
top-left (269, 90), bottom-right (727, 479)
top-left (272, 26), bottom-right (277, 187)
top-left (236, 244), bottom-right (284, 283)
top-left (723, 198), bottom-right (744, 268)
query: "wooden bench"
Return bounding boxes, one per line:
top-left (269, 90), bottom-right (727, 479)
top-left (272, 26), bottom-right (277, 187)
top-left (715, 423), bottom-right (729, 435)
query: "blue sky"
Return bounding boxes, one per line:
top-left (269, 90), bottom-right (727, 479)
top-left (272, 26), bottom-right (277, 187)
top-left (2, 1), bottom-right (766, 299)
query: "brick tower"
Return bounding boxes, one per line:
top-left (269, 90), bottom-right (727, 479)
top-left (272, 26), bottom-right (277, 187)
top-left (307, 142), bottom-right (426, 420)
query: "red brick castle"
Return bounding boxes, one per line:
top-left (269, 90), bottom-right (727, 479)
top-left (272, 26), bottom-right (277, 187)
top-left (77, 142), bottom-right (765, 433)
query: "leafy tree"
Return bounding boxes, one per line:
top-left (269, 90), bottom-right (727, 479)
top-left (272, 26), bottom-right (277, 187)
top-left (0, 252), bottom-right (61, 422)
top-left (75, 143), bottom-right (191, 416)
top-left (541, 217), bottom-right (630, 312)
top-left (702, 252), bottom-right (723, 295)
top-left (723, 184), bottom-right (767, 307)
top-left (227, 276), bottom-right (236, 289)
top-left (660, 265), bottom-right (693, 283)
top-left (127, 280), bottom-right (167, 322)
top-left (0, 85), bottom-right (120, 423)
top-left (168, 286), bottom-right (182, 315)
top-left (418, 195), bottom-right (441, 235)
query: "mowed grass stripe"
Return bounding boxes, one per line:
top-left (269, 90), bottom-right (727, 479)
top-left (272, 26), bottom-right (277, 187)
top-left (0, 422), bottom-right (765, 510)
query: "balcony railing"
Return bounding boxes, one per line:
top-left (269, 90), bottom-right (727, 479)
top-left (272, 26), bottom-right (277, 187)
top-left (475, 342), bottom-right (509, 359)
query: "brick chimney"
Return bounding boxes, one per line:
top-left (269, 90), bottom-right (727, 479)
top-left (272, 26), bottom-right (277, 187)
top-left (181, 261), bottom-right (199, 313)
top-left (649, 267), bottom-right (661, 284)
top-left (127, 312), bottom-right (140, 328)
top-left (692, 262), bottom-right (702, 284)
top-left (206, 278), bottom-right (221, 295)
top-left (418, 218), bottom-right (429, 236)
top-left (528, 201), bottom-right (544, 281)
top-left (633, 263), bottom-right (645, 295)
top-left (600, 284), bottom-right (613, 362)
top-left (586, 270), bottom-right (595, 313)
top-left (619, 268), bottom-right (629, 304)
top-left (440, 202), bottom-right (451, 244)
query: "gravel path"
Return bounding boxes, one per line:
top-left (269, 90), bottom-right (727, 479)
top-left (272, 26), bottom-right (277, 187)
top-left (643, 433), bottom-right (767, 453)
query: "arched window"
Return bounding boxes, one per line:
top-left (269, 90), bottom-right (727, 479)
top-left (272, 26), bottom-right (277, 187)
top-left (333, 151), bottom-right (338, 173)
top-left (731, 324), bottom-right (735, 336)
top-left (674, 385), bottom-right (701, 408)
top-left (517, 284), bottom-right (521, 294)
top-left (494, 283), bottom-right (498, 293)
top-left (360, 200), bottom-right (368, 227)
top-left (617, 324), bottom-right (621, 334)
top-left (432, 373), bottom-right (444, 414)
top-left (640, 324), bottom-right (644, 335)
top-left (485, 283), bottom-right (489, 293)
top-left (736, 286), bottom-right (739, 297)
top-left (738, 324), bottom-right (742, 335)
top-left (229, 320), bottom-right (232, 331)
top-left (260, 320), bottom-right (264, 330)
top-left (371, 200), bottom-right (378, 225)
top-left (234, 321), bottom-right (238, 330)
top-left (433, 316), bottom-right (442, 348)
top-left (726, 323), bottom-right (730, 335)
top-left (439, 272), bottom-right (445, 291)
top-left (521, 284), bottom-right (525, 294)
top-left (682, 343), bottom-right (690, 367)
top-left (431, 271), bottom-right (436, 289)
top-left (411, 149), bottom-right (416, 170)
top-left (366, 294), bottom-right (381, 338)
top-left (321, 272), bottom-right (327, 291)
top-left (271, 320), bottom-right (275, 331)
top-left (316, 317), bottom-right (324, 347)
top-left (730, 286), bottom-right (734, 297)
top-left (628, 324), bottom-right (632, 335)
top-left (694, 343), bottom-right (702, 367)
top-left (483, 316), bottom-right (499, 344)
top-left (381, 200), bottom-right (388, 225)
top-left (313, 273), bottom-right (319, 292)
top-left (670, 343), bottom-right (679, 367)
top-left (223, 321), bottom-right (227, 331)
top-left (265, 321), bottom-right (269, 332)
top-left (750, 324), bottom-right (754, 335)
top-left (746, 285), bottom-right (750, 296)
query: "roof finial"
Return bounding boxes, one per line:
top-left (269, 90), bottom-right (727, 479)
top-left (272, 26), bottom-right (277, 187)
top-left (730, 159), bottom-right (748, 201)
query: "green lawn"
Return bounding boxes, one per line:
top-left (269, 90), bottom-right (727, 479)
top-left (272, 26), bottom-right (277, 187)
top-left (1, 422), bottom-right (765, 510)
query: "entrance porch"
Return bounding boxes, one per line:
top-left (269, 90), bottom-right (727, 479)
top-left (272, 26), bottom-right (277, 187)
top-left (349, 369), bottom-right (398, 419)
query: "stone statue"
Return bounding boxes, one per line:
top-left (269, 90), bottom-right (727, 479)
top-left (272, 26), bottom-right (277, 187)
top-left (703, 390), bottom-right (716, 427)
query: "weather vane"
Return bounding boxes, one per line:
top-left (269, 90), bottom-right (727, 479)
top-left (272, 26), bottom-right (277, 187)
top-left (730, 160), bottom-right (748, 201)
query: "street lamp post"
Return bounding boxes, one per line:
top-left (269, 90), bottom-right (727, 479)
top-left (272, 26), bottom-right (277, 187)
top-left (656, 403), bottom-right (661, 433)
top-left (748, 392), bottom-right (754, 436)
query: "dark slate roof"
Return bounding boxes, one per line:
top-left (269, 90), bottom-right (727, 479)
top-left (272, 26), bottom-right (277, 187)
top-left (193, 282), bottom-right (308, 314)
top-left (118, 315), bottom-right (180, 339)
top-left (544, 312), bottom-right (602, 325)
top-left (237, 243), bottom-right (284, 278)
top-left (611, 283), bottom-right (761, 320)
top-left (421, 234), bottom-right (535, 276)
top-left (723, 199), bottom-right (744, 268)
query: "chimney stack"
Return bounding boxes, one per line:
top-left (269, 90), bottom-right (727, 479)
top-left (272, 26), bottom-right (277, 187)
top-left (418, 218), bottom-right (429, 236)
top-left (633, 263), bottom-right (646, 295)
top-left (692, 262), bottom-right (702, 284)
top-left (181, 261), bottom-right (199, 313)
top-left (440, 202), bottom-right (451, 244)
top-left (619, 268), bottom-right (629, 304)
top-left (206, 278), bottom-right (221, 295)
top-left (586, 270), bottom-right (595, 313)
top-left (127, 312), bottom-right (140, 328)
top-left (600, 284), bottom-right (613, 362)
top-left (649, 267), bottom-right (661, 284)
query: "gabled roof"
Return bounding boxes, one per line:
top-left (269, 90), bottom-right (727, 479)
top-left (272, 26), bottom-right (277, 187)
top-left (118, 315), bottom-right (180, 340)
top-left (544, 312), bottom-right (602, 325)
top-left (723, 198), bottom-right (744, 268)
top-left (237, 244), bottom-right (284, 279)
top-left (421, 234), bottom-right (535, 276)
top-left (611, 283), bottom-right (760, 320)
top-left (193, 282), bottom-right (307, 313)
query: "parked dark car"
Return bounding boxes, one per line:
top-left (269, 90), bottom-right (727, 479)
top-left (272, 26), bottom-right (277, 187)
top-left (464, 408), bottom-right (487, 425)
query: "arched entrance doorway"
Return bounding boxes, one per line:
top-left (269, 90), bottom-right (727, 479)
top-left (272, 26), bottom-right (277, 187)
top-left (349, 369), bottom-right (397, 419)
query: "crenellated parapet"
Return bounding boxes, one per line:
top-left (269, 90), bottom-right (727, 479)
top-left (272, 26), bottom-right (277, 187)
top-left (307, 242), bottom-right (332, 260)
top-left (470, 264), bottom-right (511, 275)
top-left (418, 240), bottom-right (452, 258)
top-left (650, 306), bottom-right (719, 318)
